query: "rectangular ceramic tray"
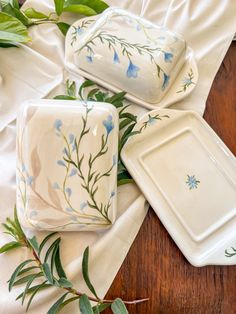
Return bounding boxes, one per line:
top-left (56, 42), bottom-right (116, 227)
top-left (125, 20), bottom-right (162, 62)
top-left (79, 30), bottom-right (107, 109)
top-left (16, 100), bottom-right (118, 231)
top-left (121, 109), bottom-right (236, 266)
top-left (65, 8), bottom-right (198, 109)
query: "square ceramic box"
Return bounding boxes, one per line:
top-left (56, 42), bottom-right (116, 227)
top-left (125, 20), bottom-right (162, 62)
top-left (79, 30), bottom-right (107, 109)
top-left (65, 8), bottom-right (198, 109)
top-left (16, 100), bottom-right (118, 231)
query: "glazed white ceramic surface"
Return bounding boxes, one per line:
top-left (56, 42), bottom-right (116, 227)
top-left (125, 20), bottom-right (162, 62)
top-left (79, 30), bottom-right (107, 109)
top-left (121, 109), bottom-right (236, 266)
top-left (65, 8), bottom-right (198, 109)
top-left (16, 100), bottom-right (118, 231)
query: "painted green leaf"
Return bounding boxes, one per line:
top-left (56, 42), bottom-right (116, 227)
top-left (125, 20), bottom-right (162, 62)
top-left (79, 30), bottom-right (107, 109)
top-left (24, 8), bottom-right (48, 19)
top-left (42, 262), bottom-right (54, 284)
top-left (66, 80), bottom-right (76, 97)
top-left (54, 0), bottom-right (65, 16)
top-left (79, 80), bottom-right (95, 99)
top-left (47, 293), bottom-right (69, 314)
top-left (63, 4), bottom-right (96, 16)
top-left (82, 247), bottom-right (99, 299)
top-left (8, 259), bottom-right (34, 291)
top-left (64, 0), bottom-right (109, 13)
top-left (106, 91), bottom-right (126, 104)
top-left (111, 298), bottom-right (128, 314)
top-left (0, 241), bottom-right (22, 253)
top-left (0, 12), bottom-right (30, 43)
top-left (56, 22), bottom-right (71, 36)
top-left (54, 95), bottom-right (76, 100)
top-left (79, 294), bottom-right (93, 314)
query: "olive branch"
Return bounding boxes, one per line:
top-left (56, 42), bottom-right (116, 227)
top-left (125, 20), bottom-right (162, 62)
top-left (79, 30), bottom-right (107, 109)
top-left (0, 207), bottom-right (148, 313)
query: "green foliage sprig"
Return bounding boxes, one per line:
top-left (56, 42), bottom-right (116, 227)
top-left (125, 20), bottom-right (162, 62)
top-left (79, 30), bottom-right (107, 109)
top-left (54, 79), bottom-right (138, 186)
top-left (0, 207), bottom-right (148, 313)
top-left (0, 0), bottom-right (108, 46)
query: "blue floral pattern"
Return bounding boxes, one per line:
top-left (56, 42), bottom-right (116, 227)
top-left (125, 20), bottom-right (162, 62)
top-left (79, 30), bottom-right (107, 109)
top-left (186, 175), bottom-right (200, 190)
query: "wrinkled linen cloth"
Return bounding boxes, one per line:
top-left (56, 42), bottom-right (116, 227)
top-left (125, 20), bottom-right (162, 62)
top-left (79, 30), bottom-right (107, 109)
top-left (0, 0), bottom-right (235, 313)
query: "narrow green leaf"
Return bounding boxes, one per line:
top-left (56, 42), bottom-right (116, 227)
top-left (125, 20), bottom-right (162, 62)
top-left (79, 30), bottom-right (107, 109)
top-left (28, 236), bottom-right (39, 252)
top-left (63, 4), bottom-right (96, 16)
top-left (26, 280), bottom-right (48, 311)
top-left (79, 294), bottom-right (93, 314)
top-left (66, 80), bottom-right (76, 97)
top-left (111, 299), bottom-right (128, 314)
top-left (42, 262), bottom-right (54, 284)
top-left (16, 283), bottom-right (51, 301)
top-left (2, 222), bottom-right (15, 235)
top-left (79, 80), bottom-right (95, 99)
top-left (13, 272), bottom-right (43, 286)
top-left (54, 0), bottom-right (64, 16)
top-left (58, 296), bottom-right (80, 311)
top-left (8, 259), bottom-right (34, 291)
top-left (58, 277), bottom-right (72, 288)
top-left (93, 305), bottom-right (99, 314)
top-left (44, 238), bottom-right (61, 263)
top-left (24, 8), bottom-right (48, 19)
top-left (53, 95), bottom-right (76, 100)
top-left (117, 171), bottom-right (134, 186)
top-left (119, 118), bottom-right (134, 130)
top-left (87, 88), bottom-right (99, 99)
top-left (55, 245), bottom-right (67, 279)
top-left (56, 22), bottom-right (70, 36)
top-left (0, 241), bottom-right (22, 253)
top-left (64, 0), bottom-right (108, 13)
top-left (38, 232), bottom-right (57, 257)
top-left (106, 91), bottom-right (126, 104)
top-left (93, 303), bottom-right (111, 312)
top-left (47, 293), bottom-right (69, 314)
top-left (14, 206), bottom-right (25, 235)
top-left (18, 266), bottom-right (39, 276)
top-left (82, 247), bottom-right (99, 299)
top-left (119, 112), bottom-right (137, 122)
top-left (21, 272), bottom-right (43, 305)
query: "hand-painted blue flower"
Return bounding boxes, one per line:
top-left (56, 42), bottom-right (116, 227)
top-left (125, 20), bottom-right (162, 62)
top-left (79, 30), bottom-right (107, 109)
top-left (103, 115), bottom-right (114, 134)
top-left (182, 77), bottom-right (193, 86)
top-left (86, 56), bottom-right (93, 63)
top-left (162, 73), bottom-right (170, 90)
top-left (69, 168), bottom-right (77, 177)
top-left (113, 50), bottom-right (120, 64)
top-left (66, 207), bottom-right (73, 212)
top-left (27, 176), bottom-right (34, 186)
top-left (54, 119), bottom-right (62, 132)
top-left (112, 154), bottom-right (117, 166)
top-left (186, 175), bottom-right (200, 189)
top-left (69, 133), bottom-right (74, 144)
top-left (62, 147), bottom-right (69, 157)
top-left (53, 182), bottom-right (60, 189)
top-left (77, 27), bottom-right (84, 35)
top-left (136, 23), bottom-right (141, 31)
top-left (72, 144), bottom-right (76, 152)
top-left (126, 60), bottom-right (140, 78)
top-left (80, 202), bottom-right (87, 210)
top-left (164, 52), bottom-right (173, 63)
top-left (57, 160), bottom-right (66, 167)
top-left (110, 191), bottom-right (115, 198)
top-left (66, 187), bottom-right (72, 197)
top-left (147, 115), bottom-right (157, 125)
top-left (22, 163), bottom-right (26, 172)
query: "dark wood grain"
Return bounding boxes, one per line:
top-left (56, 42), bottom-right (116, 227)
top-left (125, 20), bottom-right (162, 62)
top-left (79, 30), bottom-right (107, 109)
top-left (105, 42), bottom-right (236, 314)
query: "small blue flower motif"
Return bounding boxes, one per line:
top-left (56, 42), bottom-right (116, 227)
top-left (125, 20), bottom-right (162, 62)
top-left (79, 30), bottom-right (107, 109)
top-left (53, 182), bottom-right (60, 189)
top-left (110, 191), bottom-right (115, 198)
top-left (186, 175), bottom-right (200, 190)
top-left (147, 115), bottom-right (157, 125)
top-left (22, 163), bottom-right (26, 172)
top-left (54, 119), bottom-right (62, 132)
top-left (66, 207), bottom-right (73, 212)
top-left (126, 60), bottom-right (140, 78)
top-left (86, 56), bottom-right (93, 63)
top-left (26, 176), bottom-right (34, 186)
top-left (112, 154), bottom-right (117, 166)
top-left (57, 160), bottom-right (66, 167)
top-left (66, 187), bottom-right (72, 197)
top-left (72, 144), bottom-right (76, 152)
top-left (103, 115), bottom-right (114, 134)
top-left (77, 27), bottom-right (84, 35)
top-left (136, 23), bottom-right (141, 31)
top-left (62, 147), bottom-right (69, 157)
top-left (80, 202), bottom-right (87, 211)
top-left (162, 73), bottom-right (170, 91)
top-left (69, 133), bottom-right (74, 144)
top-left (69, 168), bottom-right (77, 177)
top-left (113, 50), bottom-right (120, 64)
top-left (182, 77), bottom-right (193, 86)
top-left (164, 52), bottom-right (173, 63)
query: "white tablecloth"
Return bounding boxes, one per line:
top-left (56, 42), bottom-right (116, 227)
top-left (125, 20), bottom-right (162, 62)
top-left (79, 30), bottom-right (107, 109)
top-left (0, 0), bottom-right (235, 313)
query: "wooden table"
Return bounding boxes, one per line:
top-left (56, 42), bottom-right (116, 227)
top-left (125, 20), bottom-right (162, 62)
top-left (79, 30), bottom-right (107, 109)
top-left (105, 42), bottom-right (236, 314)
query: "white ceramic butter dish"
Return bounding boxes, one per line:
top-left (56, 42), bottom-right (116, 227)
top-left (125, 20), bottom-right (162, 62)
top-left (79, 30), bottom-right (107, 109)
top-left (65, 8), bottom-right (198, 109)
top-left (121, 109), bottom-right (236, 266)
top-left (16, 100), bottom-right (118, 231)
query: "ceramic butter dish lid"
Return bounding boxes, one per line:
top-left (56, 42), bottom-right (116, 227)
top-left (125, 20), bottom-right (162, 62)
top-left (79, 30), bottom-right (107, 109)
top-left (16, 100), bottom-right (118, 231)
top-left (121, 109), bottom-right (236, 266)
top-left (65, 8), bottom-right (198, 109)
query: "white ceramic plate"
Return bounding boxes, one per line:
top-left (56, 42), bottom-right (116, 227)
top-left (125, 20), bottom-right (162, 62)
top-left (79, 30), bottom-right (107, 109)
top-left (65, 12), bottom-right (198, 110)
top-left (121, 109), bottom-right (236, 266)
